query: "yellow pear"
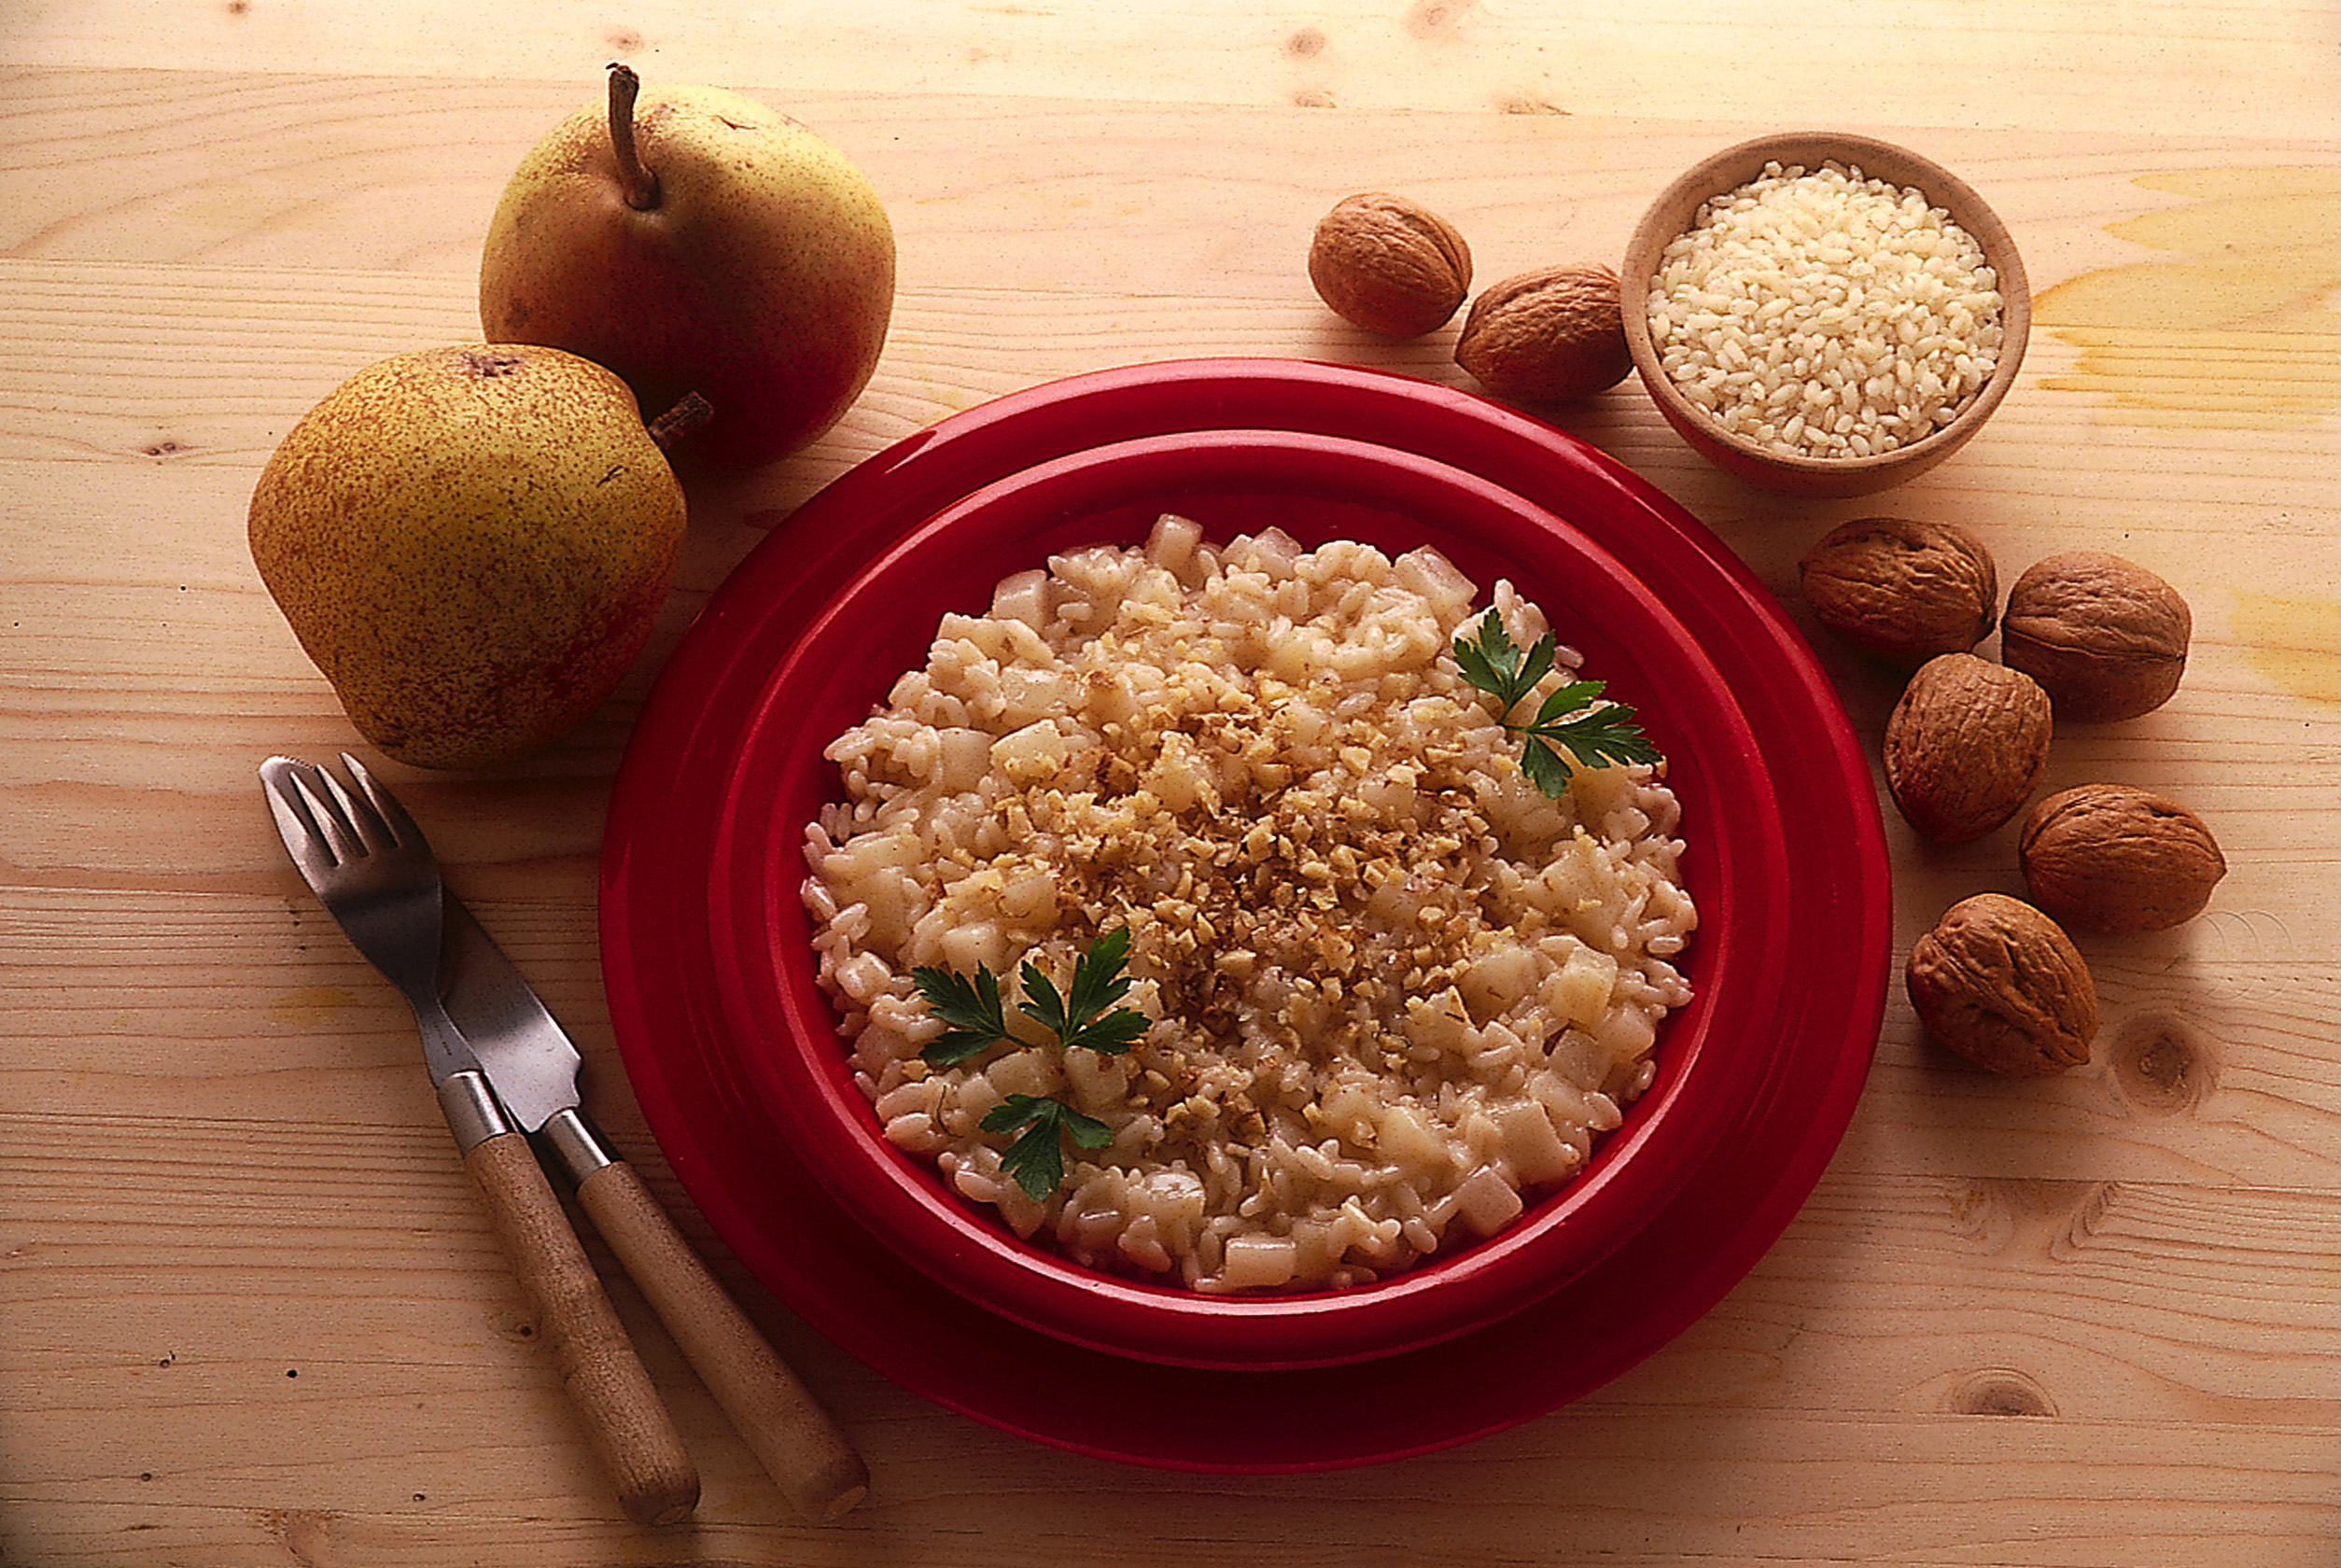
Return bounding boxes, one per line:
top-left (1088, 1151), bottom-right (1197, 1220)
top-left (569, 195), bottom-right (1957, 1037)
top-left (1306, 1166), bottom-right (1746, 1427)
top-left (247, 343), bottom-right (688, 770)
top-left (480, 66), bottom-right (895, 469)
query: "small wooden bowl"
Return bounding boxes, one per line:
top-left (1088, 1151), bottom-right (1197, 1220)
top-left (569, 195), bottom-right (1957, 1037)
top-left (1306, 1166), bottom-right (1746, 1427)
top-left (1621, 132), bottom-right (2029, 498)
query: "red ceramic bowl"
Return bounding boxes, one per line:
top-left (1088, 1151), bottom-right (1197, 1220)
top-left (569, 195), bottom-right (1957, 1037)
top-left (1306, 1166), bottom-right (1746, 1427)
top-left (603, 359), bottom-right (1890, 1463)
top-left (702, 429), bottom-right (1784, 1371)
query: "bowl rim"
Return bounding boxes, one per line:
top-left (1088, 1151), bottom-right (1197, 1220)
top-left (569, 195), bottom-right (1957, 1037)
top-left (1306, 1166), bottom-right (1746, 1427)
top-left (705, 423), bottom-right (1787, 1370)
top-left (1620, 130), bottom-right (2031, 486)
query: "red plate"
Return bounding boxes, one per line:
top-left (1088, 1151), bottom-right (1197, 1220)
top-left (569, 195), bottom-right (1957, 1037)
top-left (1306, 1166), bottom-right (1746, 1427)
top-left (601, 358), bottom-right (1889, 1470)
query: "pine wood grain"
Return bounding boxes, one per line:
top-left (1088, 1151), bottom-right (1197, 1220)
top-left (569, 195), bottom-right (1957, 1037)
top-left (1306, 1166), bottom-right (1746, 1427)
top-left (4, 7), bottom-right (2340, 1564)
top-left (6, 0), bottom-right (2335, 137)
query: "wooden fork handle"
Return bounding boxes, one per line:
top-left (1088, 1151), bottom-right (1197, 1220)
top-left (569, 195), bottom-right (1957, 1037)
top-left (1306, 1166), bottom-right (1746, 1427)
top-left (462, 1128), bottom-right (700, 1528)
top-left (573, 1156), bottom-right (870, 1522)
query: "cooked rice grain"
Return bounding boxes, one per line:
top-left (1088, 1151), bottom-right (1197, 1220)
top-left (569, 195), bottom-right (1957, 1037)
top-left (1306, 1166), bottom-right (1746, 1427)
top-left (801, 516), bottom-right (1696, 1294)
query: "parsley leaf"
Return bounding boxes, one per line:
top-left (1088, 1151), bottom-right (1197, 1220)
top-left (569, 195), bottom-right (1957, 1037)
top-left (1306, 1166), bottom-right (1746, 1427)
top-left (1452, 606), bottom-right (1556, 714)
top-left (909, 929), bottom-right (1154, 1197)
top-left (982, 1093), bottom-right (1114, 1202)
top-left (1454, 608), bottom-right (1661, 797)
top-left (909, 960), bottom-right (1012, 1068)
top-left (1019, 925), bottom-right (1148, 1057)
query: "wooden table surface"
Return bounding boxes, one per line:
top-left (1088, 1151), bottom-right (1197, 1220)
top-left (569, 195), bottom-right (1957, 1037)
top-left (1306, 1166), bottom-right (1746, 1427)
top-left (6, 3), bottom-right (2340, 1563)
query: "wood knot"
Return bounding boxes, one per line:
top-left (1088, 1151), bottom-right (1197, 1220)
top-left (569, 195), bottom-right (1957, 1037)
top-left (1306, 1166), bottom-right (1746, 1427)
top-left (1950, 1367), bottom-right (2056, 1417)
top-left (1405, 0), bottom-right (1474, 39)
top-left (266, 1508), bottom-right (336, 1567)
top-left (1950, 1177), bottom-right (2113, 1255)
top-left (2108, 1011), bottom-right (2217, 1116)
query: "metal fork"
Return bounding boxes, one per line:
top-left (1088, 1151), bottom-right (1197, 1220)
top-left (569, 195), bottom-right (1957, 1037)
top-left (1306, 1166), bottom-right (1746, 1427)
top-left (259, 754), bottom-right (698, 1527)
top-left (260, 756), bottom-right (474, 1099)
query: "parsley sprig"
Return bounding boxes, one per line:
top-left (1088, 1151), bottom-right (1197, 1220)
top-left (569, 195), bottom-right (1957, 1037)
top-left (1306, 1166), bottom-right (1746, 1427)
top-left (909, 961), bottom-right (1012, 1069)
top-left (1016, 926), bottom-right (1151, 1057)
top-left (1454, 608), bottom-right (1661, 797)
top-left (910, 927), bottom-right (1151, 1200)
top-left (980, 1095), bottom-right (1113, 1201)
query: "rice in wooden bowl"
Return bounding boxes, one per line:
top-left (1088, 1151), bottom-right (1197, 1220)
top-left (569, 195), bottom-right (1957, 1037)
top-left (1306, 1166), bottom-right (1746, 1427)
top-left (1622, 132), bottom-right (2030, 497)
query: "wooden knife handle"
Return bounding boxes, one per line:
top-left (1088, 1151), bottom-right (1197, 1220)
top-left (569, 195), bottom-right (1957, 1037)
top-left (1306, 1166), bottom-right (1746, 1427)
top-left (463, 1131), bottom-right (700, 1527)
top-left (575, 1158), bottom-right (870, 1521)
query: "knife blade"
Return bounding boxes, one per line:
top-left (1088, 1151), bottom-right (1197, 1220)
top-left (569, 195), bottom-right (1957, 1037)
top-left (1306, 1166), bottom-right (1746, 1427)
top-left (439, 891), bottom-right (870, 1523)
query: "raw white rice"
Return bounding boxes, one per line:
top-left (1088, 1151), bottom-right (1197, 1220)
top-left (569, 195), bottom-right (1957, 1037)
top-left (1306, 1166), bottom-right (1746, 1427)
top-left (801, 515), bottom-right (1696, 1294)
top-left (1647, 160), bottom-right (2003, 460)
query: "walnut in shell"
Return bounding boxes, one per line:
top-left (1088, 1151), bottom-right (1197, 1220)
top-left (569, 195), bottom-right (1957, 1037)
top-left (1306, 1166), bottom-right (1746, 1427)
top-left (2019, 783), bottom-right (2226, 933)
top-left (1308, 192), bottom-right (1473, 339)
top-left (1999, 551), bottom-right (2191, 721)
top-left (1800, 516), bottom-right (1998, 665)
top-left (1883, 652), bottom-right (2054, 844)
top-left (1453, 263), bottom-right (1633, 402)
top-left (1907, 892), bottom-right (2099, 1077)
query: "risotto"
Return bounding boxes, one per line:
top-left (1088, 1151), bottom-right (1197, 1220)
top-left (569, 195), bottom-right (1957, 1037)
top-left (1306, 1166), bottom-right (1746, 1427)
top-left (800, 515), bottom-right (1696, 1294)
top-left (1647, 160), bottom-right (2004, 460)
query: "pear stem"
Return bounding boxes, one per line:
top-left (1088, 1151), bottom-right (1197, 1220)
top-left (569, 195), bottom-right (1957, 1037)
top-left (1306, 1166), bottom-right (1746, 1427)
top-left (607, 63), bottom-right (661, 212)
top-left (648, 393), bottom-right (713, 453)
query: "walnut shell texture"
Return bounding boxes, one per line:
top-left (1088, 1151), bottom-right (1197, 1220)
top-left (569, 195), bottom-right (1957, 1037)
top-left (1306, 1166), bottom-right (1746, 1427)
top-left (1308, 192), bottom-right (1473, 339)
top-left (1453, 263), bottom-right (1633, 402)
top-left (2019, 783), bottom-right (2227, 933)
top-left (1907, 893), bottom-right (2099, 1077)
top-left (1883, 652), bottom-right (2054, 844)
top-left (2000, 551), bottom-right (2191, 721)
top-left (1801, 516), bottom-right (1998, 665)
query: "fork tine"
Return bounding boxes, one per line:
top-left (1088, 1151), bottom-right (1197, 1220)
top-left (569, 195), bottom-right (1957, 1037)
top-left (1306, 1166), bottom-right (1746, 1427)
top-left (261, 759), bottom-right (321, 869)
top-left (288, 762), bottom-right (368, 866)
top-left (261, 757), bottom-right (350, 869)
top-left (342, 752), bottom-right (426, 853)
